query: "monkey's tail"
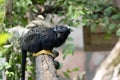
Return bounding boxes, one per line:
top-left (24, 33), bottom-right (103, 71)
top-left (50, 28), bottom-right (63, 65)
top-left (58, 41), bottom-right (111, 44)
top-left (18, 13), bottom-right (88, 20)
top-left (21, 49), bottom-right (27, 80)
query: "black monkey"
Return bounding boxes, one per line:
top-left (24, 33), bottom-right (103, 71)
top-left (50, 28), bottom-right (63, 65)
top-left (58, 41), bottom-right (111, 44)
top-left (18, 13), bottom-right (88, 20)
top-left (20, 25), bottom-right (70, 80)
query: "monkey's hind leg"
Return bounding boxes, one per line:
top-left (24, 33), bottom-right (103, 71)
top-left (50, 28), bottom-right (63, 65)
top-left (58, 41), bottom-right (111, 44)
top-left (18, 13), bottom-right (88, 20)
top-left (33, 50), bottom-right (54, 57)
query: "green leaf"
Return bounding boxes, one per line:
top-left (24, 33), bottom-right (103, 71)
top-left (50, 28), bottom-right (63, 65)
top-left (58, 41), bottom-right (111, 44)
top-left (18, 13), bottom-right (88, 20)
top-left (72, 67), bottom-right (80, 72)
top-left (111, 14), bottom-right (120, 20)
top-left (0, 0), bottom-right (5, 23)
top-left (116, 28), bottom-right (120, 37)
top-left (104, 7), bottom-right (112, 16)
top-left (103, 33), bottom-right (111, 40)
top-left (108, 23), bottom-right (116, 31)
top-left (0, 0), bottom-right (4, 4)
top-left (0, 62), bottom-right (11, 70)
top-left (62, 44), bottom-right (75, 59)
top-left (66, 69), bottom-right (71, 73)
top-left (28, 76), bottom-right (33, 80)
top-left (90, 23), bottom-right (97, 32)
top-left (4, 62), bottom-right (11, 69)
top-left (0, 12), bottom-right (5, 23)
top-left (0, 33), bottom-right (10, 45)
top-left (26, 65), bottom-right (33, 73)
top-left (103, 16), bottom-right (109, 25)
top-left (32, 7), bottom-right (38, 13)
top-left (5, 71), bottom-right (14, 77)
top-left (63, 71), bottom-right (70, 79)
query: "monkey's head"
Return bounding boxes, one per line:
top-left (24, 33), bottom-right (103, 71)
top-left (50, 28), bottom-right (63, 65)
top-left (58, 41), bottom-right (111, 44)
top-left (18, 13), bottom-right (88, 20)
top-left (53, 25), bottom-right (71, 38)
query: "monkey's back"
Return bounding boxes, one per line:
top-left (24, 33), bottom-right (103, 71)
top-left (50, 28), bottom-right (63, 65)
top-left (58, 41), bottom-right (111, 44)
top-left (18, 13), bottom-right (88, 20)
top-left (20, 27), bottom-right (50, 53)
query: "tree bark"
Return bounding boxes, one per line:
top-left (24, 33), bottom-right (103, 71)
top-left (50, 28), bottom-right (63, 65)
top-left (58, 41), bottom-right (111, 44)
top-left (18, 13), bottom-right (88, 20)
top-left (93, 39), bottom-right (120, 80)
top-left (35, 55), bottom-right (59, 80)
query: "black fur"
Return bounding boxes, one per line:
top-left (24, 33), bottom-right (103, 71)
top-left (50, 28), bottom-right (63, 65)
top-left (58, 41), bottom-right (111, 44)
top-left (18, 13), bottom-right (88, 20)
top-left (20, 26), bottom-right (70, 80)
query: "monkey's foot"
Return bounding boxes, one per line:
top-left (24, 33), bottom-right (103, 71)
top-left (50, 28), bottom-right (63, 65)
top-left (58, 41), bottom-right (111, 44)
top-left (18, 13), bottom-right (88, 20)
top-left (33, 50), bottom-right (54, 57)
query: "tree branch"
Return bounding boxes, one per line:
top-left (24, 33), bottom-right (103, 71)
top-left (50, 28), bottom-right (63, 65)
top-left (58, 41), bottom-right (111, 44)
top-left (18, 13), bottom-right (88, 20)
top-left (33, 4), bottom-right (63, 14)
top-left (35, 55), bottom-right (59, 80)
top-left (93, 39), bottom-right (120, 80)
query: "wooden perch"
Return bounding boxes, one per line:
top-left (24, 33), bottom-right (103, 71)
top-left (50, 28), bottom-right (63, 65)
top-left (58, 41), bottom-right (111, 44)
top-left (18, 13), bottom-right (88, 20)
top-left (35, 54), bottom-right (59, 80)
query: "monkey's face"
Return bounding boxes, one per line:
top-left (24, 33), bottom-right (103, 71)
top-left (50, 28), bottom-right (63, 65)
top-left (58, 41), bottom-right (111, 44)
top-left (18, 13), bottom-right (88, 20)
top-left (53, 26), bottom-right (71, 38)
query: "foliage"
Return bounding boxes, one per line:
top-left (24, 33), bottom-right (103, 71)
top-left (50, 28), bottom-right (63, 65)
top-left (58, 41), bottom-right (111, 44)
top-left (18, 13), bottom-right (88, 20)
top-left (31, 0), bottom-right (46, 4)
top-left (62, 37), bottom-right (74, 59)
top-left (0, 33), bottom-right (10, 45)
top-left (0, 0), bottom-right (120, 80)
top-left (0, 0), bottom-right (38, 79)
top-left (5, 0), bottom-right (34, 27)
top-left (55, 0), bottom-right (120, 36)
top-left (0, 0), bottom-right (5, 32)
top-left (63, 67), bottom-right (80, 79)
top-left (0, 0), bottom-right (5, 24)
top-left (116, 29), bottom-right (120, 36)
top-left (0, 43), bottom-right (23, 80)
